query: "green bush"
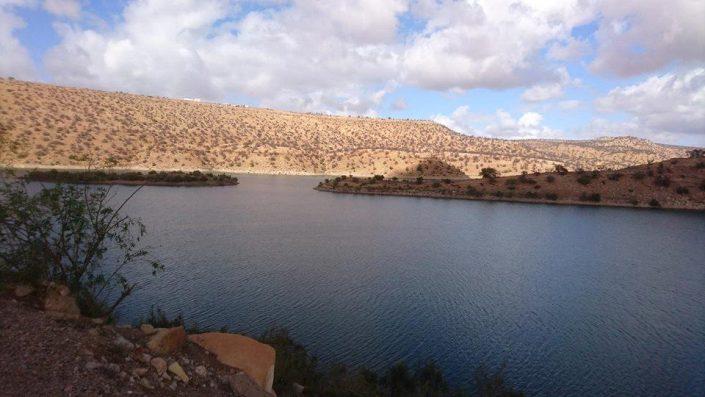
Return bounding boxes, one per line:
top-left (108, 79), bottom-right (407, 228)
top-left (579, 192), bottom-right (601, 202)
top-left (479, 168), bottom-right (499, 179)
top-left (649, 198), bottom-right (661, 207)
top-left (0, 179), bottom-right (162, 318)
top-left (576, 175), bottom-right (592, 185)
top-left (675, 186), bottom-right (689, 195)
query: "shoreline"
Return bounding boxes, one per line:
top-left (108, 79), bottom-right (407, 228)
top-left (314, 186), bottom-right (705, 212)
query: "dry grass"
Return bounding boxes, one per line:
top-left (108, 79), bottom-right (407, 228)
top-left (0, 78), bottom-right (690, 177)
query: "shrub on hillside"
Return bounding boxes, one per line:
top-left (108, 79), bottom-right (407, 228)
top-left (554, 165), bottom-right (568, 175)
top-left (579, 192), bottom-right (601, 202)
top-left (576, 175), bottom-right (592, 185)
top-left (675, 186), bottom-right (690, 195)
top-left (649, 198), bottom-right (661, 207)
top-left (654, 175), bottom-right (671, 187)
top-left (479, 168), bottom-right (499, 179)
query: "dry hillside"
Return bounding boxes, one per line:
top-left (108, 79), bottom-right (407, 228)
top-left (0, 78), bottom-right (691, 177)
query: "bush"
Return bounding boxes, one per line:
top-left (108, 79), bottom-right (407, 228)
top-left (432, 182), bottom-right (441, 188)
top-left (649, 198), bottom-right (661, 207)
top-left (632, 172), bottom-right (646, 180)
top-left (479, 168), bottom-right (499, 179)
top-left (576, 175), bottom-right (592, 185)
top-left (554, 164), bottom-right (568, 175)
top-left (545, 192), bottom-right (558, 201)
top-left (416, 177), bottom-right (424, 184)
top-left (579, 192), bottom-right (601, 202)
top-left (654, 175), bottom-right (671, 187)
top-left (700, 180), bottom-right (705, 191)
top-left (607, 172), bottom-right (623, 181)
top-left (695, 161), bottom-right (705, 170)
top-left (518, 172), bottom-right (535, 184)
top-left (0, 179), bottom-right (162, 318)
top-left (545, 175), bottom-right (555, 183)
top-left (372, 175), bottom-right (384, 181)
top-left (466, 186), bottom-right (484, 197)
top-left (675, 186), bottom-right (690, 195)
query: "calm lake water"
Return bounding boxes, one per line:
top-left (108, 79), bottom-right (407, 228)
top-left (109, 175), bottom-right (704, 396)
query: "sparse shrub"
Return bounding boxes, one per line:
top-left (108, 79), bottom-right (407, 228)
top-left (632, 172), bottom-right (646, 180)
top-left (607, 172), bottom-right (623, 181)
top-left (700, 179), bottom-right (705, 191)
top-left (688, 149), bottom-right (704, 158)
top-left (524, 191), bottom-right (539, 199)
top-left (579, 192), bottom-right (601, 202)
top-left (479, 168), bottom-right (499, 179)
top-left (546, 175), bottom-right (555, 183)
top-left (372, 174), bottom-right (384, 181)
top-left (432, 182), bottom-right (441, 188)
top-left (630, 199), bottom-right (639, 206)
top-left (654, 174), bottom-right (671, 187)
top-left (545, 192), bottom-right (558, 201)
top-left (554, 164), bottom-right (568, 175)
top-left (416, 176), bottom-right (423, 184)
top-left (576, 175), bottom-right (592, 185)
top-left (649, 198), bottom-right (661, 207)
top-left (493, 191), bottom-right (504, 198)
top-left (675, 186), bottom-right (690, 195)
top-left (695, 161), bottom-right (705, 170)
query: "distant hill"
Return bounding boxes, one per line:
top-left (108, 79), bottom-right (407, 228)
top-left (391, 158), bottom-right (468, 179)
top-left (0, 78), bottom-right (691, 177)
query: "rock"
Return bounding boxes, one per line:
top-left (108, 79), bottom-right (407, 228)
top-left (91, 317), bottom-right (106, 325)
top-left (85, 361), bottom-right (102, 371)
top-left (169, 381), bottom-right (177, 391)
top-left (140, 378), bottom-right (154, 390)
top-left (150, 357), bottom-right (167, 376)
top-left (146, 326), bottom-right (186, 354)
top-left (14, 284), bottom-right (34, 298)
top-left (162, 372), bottom-right (171, 381)
top-left (168, 361), bottom-right (189, 383)
top-left (140, 353), bottom-right (152, 364)
top-left (229, 372), bottom-right (275, 397)
top-left (106, 363), bottom-right (121, 374)
top-left (189, 332), bottom-right (276, 393)
top-left (132, 368), bottom-right (149, 377)
top-left (43, 283), bottom-right (81, 320)
top-left (195, 365), bottom-right (207, 377)
top-left (140, 323), bottom-right (156, 335)
top-left (114, 335), bottom-right (135, 351)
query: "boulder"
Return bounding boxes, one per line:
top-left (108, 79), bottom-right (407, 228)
top-left (229, 372), bottom-right (275, 397)
top-left (43, 283), bottom-right (81, 320)
top-left (189, 333), bottom-right (275, 393)
top-left (146, 326), bottom-right (186, 354)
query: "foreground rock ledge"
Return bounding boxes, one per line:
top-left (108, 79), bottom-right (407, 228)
top-left (189, 333), bottom-right (276, 394)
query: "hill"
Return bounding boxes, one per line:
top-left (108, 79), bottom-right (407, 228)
top-left (316, 157), bottom-right (705, 211)
top-left (0, 78), bottom-right (691, 177)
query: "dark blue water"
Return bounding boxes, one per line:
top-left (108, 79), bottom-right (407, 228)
top-left (110, 175), bottom-right (704, 396)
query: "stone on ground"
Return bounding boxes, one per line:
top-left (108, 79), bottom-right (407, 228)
top-left (43, 283), bottom-right (80, 320)
top-left (189, 332), bottom-right (275, 393)
top-left (146, 326), bottom-right (186, 354)
top-left (168, 361), bottom-right (189, 383)
top-left (150, 357), bottom-right (167, 376)
top-left (229, 372), bottom-right (275, 397)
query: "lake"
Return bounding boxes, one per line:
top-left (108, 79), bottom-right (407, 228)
top-left (111, 174), bottom-right (705, 396)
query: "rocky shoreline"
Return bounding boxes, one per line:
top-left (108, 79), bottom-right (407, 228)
top-left (0, 283), bottom-right (280, 397)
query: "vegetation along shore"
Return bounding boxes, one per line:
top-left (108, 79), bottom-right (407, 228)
top-left (19, 169), bottom-right (238, 187)
top-left (316, 153), bottom-right (705, 211)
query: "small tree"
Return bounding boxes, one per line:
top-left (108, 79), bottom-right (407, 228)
top-left (554, 164), bottom-right (568, 175)
top-left (0, 177), bottom-right (162, 317)
top-left (479, 168), bottom-right (499, 179)
top-left (688, 149), bottom-right (704, 158)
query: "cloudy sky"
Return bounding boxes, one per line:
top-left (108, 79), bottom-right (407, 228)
top-left (1, 0), bottom-right (704, 146)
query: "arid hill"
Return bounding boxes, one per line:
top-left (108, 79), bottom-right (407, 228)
top-left (0, 78), bottom-right (691, 177)
top-left (316, 157), bottom-right (705, 211)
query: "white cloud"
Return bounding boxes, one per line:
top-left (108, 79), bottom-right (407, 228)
top-left (42, 0), bottom-right (80, 19)
top-left (391, 97), bottom-right (407, 111)
top-left (402, 0), bottom-right (595, 91)
top-left (595, 68), bottom-right (705, 140)
top-left (433, 106), bottom-right (562, 139)
top-left (590, 0), bottom-right (705, 76)
top-left (521, 67), bottom-right (579, 102)
top-left (0, 1), bottom-right (36, 79)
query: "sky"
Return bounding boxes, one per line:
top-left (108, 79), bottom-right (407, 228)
top-left (1, 0), bottom-right (704, 146)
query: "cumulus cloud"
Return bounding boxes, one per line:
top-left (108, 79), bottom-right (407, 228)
top-left (0, 1), bottom-right (37, 79)
top-left (433, 106), bottom-right (562, 139)
top-left (44, 0), bottom-right (407, 114)
top-left (590, 0), bottom-right (705, 76)
top-left (595, 68), bottom-right (705, 140)
top-left (42, 0), bottom-right (80, 19)
top-left (402, 0), bottom-right (594, 91)
top-left (521, 67), bottom-right (578, 102)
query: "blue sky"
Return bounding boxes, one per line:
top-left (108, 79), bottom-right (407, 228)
top-left (1, 0), bottom-right (703, 146)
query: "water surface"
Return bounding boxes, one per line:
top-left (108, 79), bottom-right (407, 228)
top-left (112, 175), bottom-right (705, 396)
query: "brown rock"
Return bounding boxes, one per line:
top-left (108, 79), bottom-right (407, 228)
top-left (43, 283), bottom-right (80, 320)
top-left (228, 372), bottom-right (275, 397)
top-left (150, 357), bottom-right (167, 375)
top-left (189, 333), bottom-right (275, 393)
top-left (146, 326), bottom-right (186, 354)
